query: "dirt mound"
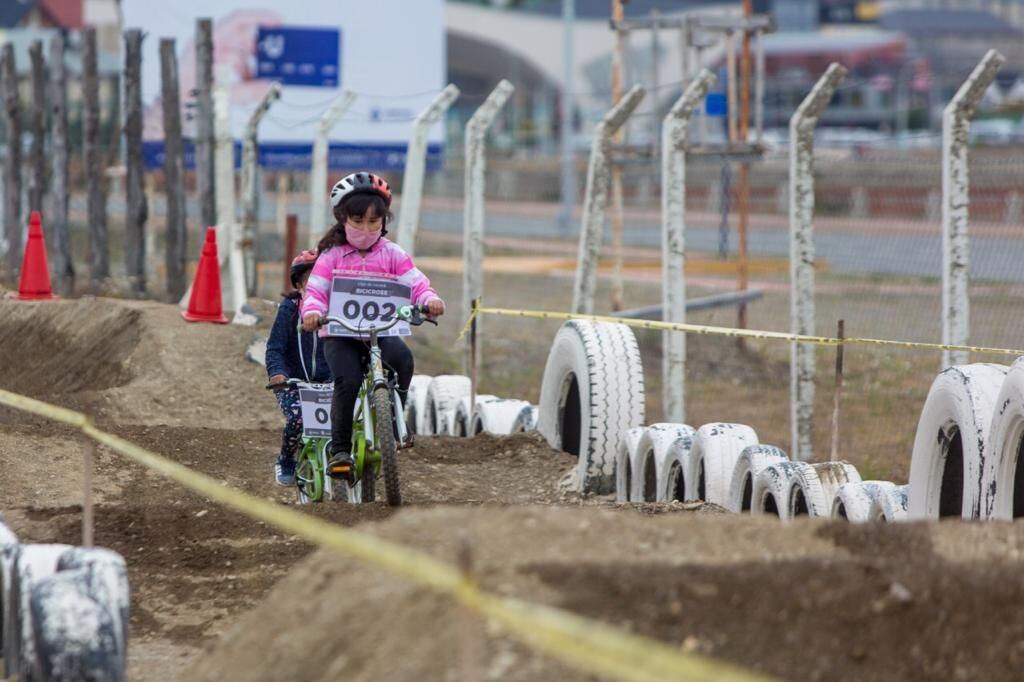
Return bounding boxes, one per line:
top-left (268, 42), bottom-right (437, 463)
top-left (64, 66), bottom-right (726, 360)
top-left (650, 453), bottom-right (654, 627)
top-left (181, 507), bottom-right (1024, 682)
top-left (0, 299), bottom-right (142, 397)
top-left (0, 297), bottom-right (280, 428)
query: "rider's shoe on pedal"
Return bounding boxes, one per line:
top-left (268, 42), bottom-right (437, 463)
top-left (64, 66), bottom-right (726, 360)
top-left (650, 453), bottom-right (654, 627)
top-left (275, 455), bottom-right (296, 486)
top-left (328, 451), bottom-right (355, 479)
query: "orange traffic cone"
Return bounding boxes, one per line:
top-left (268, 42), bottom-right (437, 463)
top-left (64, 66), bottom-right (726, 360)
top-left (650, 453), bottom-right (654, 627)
top-left (16, 211), bottom-right (56, 300)
top-left (181, 227), bottom-right (228, 324)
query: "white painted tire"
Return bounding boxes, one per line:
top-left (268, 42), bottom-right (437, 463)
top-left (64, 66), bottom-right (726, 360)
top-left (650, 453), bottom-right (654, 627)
top-left (984, 358), bottom-right (1024, 519)
top-left (908, 363), bottom-right (1008, 520)
top-left (663, 433), bottom-right (699, 502)
top-left (688, 423), bottom-right (759, 506)
top-left (615, 427), bottom-right (646, 503)
top-left (31, 547), bottom-right (129, 682)
top-left (405, 375), bottom-right (433, 437)
top-left (4, 544), bottom-right (72, 679)
top-left (424, 375), bottom-right (471, 436)
top-left (0, 521), bottom-right (17, 658)
top-left (752, 461), bottom-right (817, 520)
top-left (810, 461), bottom-right (862, 513)
top-left (868, 483), bottom-right (909, 522)
top-left (832, 481), bottom-right (897, 522)
top-left (727, 445), bottom-right (788, 513)
top-left (471, 399), bottom-right (533, 436)
top-left (510, 405), bottom-right (539, 433)
top-left (632, 424), bottom-right (695, 502)
top-left (453, 394), bottom-right (497, 438)
top-left (537, 320), bottom-right (645, 494)
top-left (786, 463), bottom-right (833, 518)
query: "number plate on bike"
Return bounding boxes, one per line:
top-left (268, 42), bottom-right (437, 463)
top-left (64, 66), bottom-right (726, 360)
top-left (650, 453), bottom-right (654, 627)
top-left (298, 382), bottom-right (334, 438)
top-left (327, 273), bottom-right (412, 338)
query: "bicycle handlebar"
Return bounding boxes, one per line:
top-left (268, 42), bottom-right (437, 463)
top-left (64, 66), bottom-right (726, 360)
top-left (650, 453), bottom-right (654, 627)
top-left (318, 303), bottom-right (436, 334)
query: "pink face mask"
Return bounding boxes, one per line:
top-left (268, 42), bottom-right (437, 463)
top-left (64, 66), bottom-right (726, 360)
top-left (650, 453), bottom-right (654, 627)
top-left (345, 223), bottom-right (382, 250)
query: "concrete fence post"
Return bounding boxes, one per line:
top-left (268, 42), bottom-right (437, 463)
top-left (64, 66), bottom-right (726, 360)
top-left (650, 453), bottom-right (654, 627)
top-left (942, 49), bottom-right (1005, 368)
top-left (462, 79), bottom-right (514, 375)
top-left (308, 90), bottom-right (356, 249)
top-left (571, 84), bottom-right (645, 315)
top-left (396, 84), bottom-right (460, 257)
top-left (789, 62), bottom-right (847, 462)
top-left (241, 82), bottom-right (281, 295)
top-left (662, 69), bottom-right (716, 424)
top-left (212, 85), bottom-right (252, 324)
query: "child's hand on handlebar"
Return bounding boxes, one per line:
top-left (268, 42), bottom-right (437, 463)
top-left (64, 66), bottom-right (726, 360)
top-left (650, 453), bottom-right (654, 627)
top-left (426, 298), bottom-right (445, 317)
top-left (301, 312), bottom-right (322, 332)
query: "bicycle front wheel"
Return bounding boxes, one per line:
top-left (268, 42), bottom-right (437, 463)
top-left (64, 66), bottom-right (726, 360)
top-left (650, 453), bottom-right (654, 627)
top-left (373, 386), bottom-right (402, 506)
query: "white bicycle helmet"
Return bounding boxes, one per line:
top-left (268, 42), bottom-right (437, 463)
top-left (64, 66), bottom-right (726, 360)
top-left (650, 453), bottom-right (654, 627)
top-left (329, 172), bottom-right (392, 209)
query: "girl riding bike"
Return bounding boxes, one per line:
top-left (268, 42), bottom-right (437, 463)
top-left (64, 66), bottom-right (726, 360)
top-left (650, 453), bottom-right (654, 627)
top-left (266, 249), bottom-right (331, 486)
top-left (300, 172), bottom-right (445, 477)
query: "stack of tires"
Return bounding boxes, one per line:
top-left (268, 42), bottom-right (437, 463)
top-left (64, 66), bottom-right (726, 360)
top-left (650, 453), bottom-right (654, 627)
top-left (1, 518), bottom-right (129, 681)
top-left (405, 375), bottom-right (539, 439)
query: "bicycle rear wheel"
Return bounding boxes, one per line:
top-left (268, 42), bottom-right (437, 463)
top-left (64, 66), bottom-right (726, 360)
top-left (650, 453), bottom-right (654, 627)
top-left (373, 386), bottom-right (402, 506)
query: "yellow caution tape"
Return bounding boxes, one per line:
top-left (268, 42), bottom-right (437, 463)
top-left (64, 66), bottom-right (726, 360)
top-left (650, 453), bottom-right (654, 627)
top-left (0, 388), bottom-right (774, 682)
top-left (461, 306), bottom-right (1024, 357)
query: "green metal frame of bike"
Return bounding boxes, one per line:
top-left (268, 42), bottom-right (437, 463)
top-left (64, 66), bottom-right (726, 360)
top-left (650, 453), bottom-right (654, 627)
top-left (294, 373), bottom-right (386, 503)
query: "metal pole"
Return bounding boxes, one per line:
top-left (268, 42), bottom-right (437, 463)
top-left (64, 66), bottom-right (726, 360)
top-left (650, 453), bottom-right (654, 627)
top-left (789, 62), bottom-right (847, 462)
top-left (649, 9), bottom-right (660, 158)
top-left (396, 84), bottom-right (460, 257)
top-left (49, 34), bottom-right (73, 294)
top-left (196, 18), bottom-right (216, 230)
top-left (308, 90), bottom-right (356, 248)
top-left (83, 28), bottom-right (109, 290)
top-left (558, 0), bottom-right (576, 235)
top-left (124, 29), bottom-right (148, 296)
top-left (571, 85), bottom-right (645, 315)
top-left (829, 319), bottom-right (845, 463)
top-left (609, 0), bottom-right (626, 312)
top-left (754, 28), bottom-right (765, 144)
top-left (470, 299), bottom-right (479, 411)
top-left (463, 80), bottom-right (515, 376)
top-left (736, 0), bottom-right (753, 338)
top-left (241, 83), bottom-right (282, 296)
top-left (160, 39), bottom-right (188, 301)
top-left (662, 69), bottom-right (716, 424)
top-left (726, 31), bottom-right (738, 145)
top-left (941, 49), bottom-right (1005, 368)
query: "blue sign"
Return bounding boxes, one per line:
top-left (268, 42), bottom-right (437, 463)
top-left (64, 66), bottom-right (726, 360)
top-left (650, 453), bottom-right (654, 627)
top-left (143, 141), bottom-right (444, 172)
top-left (705, 93), bottom-right (728, 117)
top-left (256, 26), bottom-right (340, 87)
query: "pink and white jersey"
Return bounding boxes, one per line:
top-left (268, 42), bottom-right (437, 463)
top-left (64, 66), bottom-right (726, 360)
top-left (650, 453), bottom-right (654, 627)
top-left (300, 238), bottom-right (440, 335)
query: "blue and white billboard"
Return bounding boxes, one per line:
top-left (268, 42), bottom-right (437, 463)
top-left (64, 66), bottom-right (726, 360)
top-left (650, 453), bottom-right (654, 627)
top-left (123, 1), bottom-right (446, 171)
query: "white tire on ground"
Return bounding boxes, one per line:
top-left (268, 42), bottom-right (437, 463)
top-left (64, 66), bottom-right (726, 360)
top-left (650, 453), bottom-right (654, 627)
top-left (4, 544), bottom-right (72, 679)
top-left (510, 405), bottom-right (539, 433)
top-left (688, 423), bottom-right (759, 506)
top-left (405, 375), bottom-right (433, 436)
top-left (832, 481), bottom-right (896, 522)
top-left (984, 358), bottom-right (1024, 519)
top-left (615, 427), bottom-right (646, 503)
top-left (423, 375), bottom-right (471, 436)
top-left (537, 320), bottom-right (645, 494)
top-left (0, 521), bottom-right (17, 658)
top-left (663, 433), bottom-right (699, 503)
top-left (908, 363), bottom-right (1008, 520)
top-left (471, 399), bottom-right (533, 436)
top-left (55, 547), bottom-right (130, 660)
top-left (752, 461), bottom-right (817, 520)
top-left (453, 394), bottom-right (497, 438)
top-left (632, 424), bottom-right (695, 502)
top-left (786, 463), bottom-right (833, 518)
top-left (811, 461), bottom-right (862, 512)
top-left (868, 483), bottom-right (909, 522)
top-left (727, 445), bottom-right (788, 513)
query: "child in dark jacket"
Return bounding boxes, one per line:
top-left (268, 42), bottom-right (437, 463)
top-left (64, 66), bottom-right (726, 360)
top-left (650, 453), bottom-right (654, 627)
top-left (266, 250), bottom-right (331, 485)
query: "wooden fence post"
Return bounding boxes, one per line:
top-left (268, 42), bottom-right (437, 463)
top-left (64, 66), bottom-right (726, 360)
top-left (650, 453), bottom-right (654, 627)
top-left (1, 45), bottom-right (21, 281)
top-left (49, 34), bottom-right (73, 294)
top-left (161, 39), bottom-right (187, 300)
top-left (195, 18), bottom-right (216, 230)
top-left (83, 27), bottom-right (109, 289)
top-left (124, 29), bottom-right (148, 295)
top-left (28, 41), bottom-right (47, 215)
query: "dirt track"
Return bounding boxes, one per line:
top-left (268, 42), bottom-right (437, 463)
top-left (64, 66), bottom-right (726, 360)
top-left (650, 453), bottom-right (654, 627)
top-left (3, 297), bottom-right (1024, 681)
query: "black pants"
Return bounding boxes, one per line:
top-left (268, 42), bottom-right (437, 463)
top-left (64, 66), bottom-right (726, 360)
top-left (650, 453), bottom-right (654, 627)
top-left (323, 336), bottom-right (414, 456)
